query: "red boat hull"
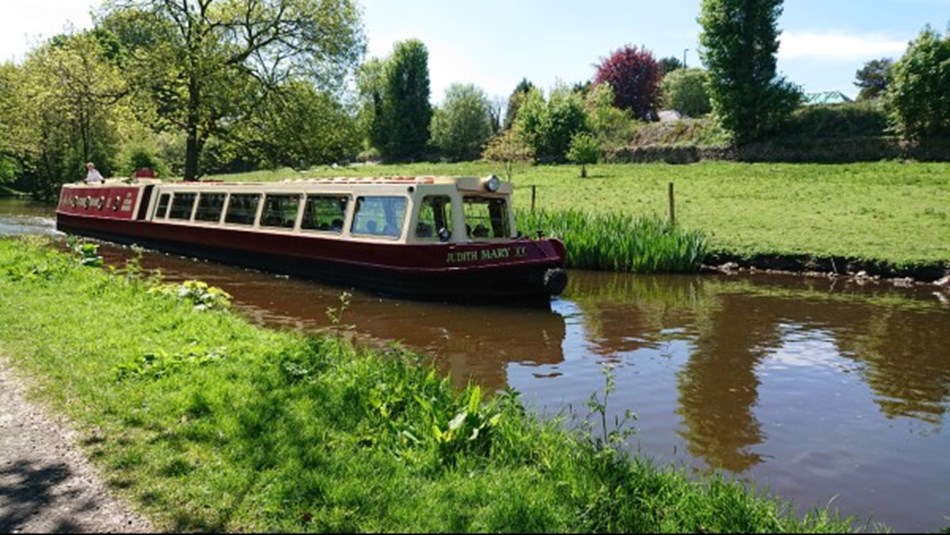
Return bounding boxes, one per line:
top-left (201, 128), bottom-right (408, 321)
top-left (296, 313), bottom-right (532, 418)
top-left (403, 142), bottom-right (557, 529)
top-left (56, 212), bottom-right (567, 304)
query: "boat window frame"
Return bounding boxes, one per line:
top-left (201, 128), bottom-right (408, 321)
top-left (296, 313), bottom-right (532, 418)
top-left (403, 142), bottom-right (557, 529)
top-left (260, 192), bottom-right (303, 231)
top-left (414, 194), bottom-right (454, 242)
top-left (300, 193), bottom-right (350, 234)
top-left (223, 192), bottom-right (263, 227)
top-left (194, 192), bottom-right (228, 224)
top-left (168, 192), bottom-right (198, 221)
top-left (462, 195), bottom-right (511, 240)
top-left (351, 195), bottom-right (408, 239)
top-left (154, 192), bottom-right (171, 220)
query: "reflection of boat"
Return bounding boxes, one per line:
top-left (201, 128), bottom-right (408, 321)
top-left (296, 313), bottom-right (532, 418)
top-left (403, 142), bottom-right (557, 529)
top-left (55, 175), bottom-right (567, 303)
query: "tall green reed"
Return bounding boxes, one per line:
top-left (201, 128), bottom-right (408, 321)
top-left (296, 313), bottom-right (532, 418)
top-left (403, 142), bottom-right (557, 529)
top-left (517, 208), bottom-right (708, 273)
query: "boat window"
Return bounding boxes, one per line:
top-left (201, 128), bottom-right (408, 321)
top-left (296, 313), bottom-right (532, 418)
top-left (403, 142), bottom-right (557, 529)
top-left (415, 195), bottom-right (453, 241)
top-left (224, 193), bottom-right (261, 225)
top-left (168, 192), bottom-right (197, 220)
top-left (194, 193), bottom-right (226, 223)
top-left (154, 193), bottom-right (171, 219)
top-left (301, 195), bottom-right (348, 233)
top-left (261, 193), bottom-right (301, 230)
top-left (463, 196), bottom-right (510, 239)
top-left (352, 196), bottom-right (406, 238)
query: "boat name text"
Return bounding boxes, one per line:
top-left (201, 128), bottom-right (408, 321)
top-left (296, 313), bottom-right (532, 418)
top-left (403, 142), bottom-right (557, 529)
top-left (446, 246), bottom-right (528, 264)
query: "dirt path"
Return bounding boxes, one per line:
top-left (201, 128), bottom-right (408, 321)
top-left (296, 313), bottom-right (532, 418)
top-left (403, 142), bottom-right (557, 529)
top-left (0, 358), bottom-right (153, 533)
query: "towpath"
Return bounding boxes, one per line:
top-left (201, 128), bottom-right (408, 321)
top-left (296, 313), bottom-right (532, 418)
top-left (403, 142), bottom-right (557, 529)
top-left (0, 357), bottom-right (153, 533)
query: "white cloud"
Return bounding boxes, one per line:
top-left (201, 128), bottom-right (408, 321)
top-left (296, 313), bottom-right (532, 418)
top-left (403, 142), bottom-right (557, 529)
top-left (780, 31), bottom-right (908, 61)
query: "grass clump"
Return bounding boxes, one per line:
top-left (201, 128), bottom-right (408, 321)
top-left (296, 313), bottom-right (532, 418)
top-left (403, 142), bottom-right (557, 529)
top-left (0, 236), bottom-right (869, 532)
top-left (519, 208), bottom-right (707, 273)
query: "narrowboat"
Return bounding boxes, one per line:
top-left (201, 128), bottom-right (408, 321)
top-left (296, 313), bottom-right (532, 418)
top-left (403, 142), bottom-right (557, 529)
top-left (55, 175), bottom-right (568, 304)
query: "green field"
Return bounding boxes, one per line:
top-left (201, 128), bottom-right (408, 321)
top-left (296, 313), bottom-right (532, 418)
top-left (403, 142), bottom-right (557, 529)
top-left (212, 161), bottom-right (950, 268)
top-left (0, 237), bottom-right (864, 532)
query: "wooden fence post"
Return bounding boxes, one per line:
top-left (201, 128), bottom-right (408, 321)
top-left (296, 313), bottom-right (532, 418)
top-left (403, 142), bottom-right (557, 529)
top-left (668, 182), bottom-right (675, 226)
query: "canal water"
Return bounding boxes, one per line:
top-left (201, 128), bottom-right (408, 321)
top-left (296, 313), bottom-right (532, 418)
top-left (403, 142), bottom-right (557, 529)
top-left (3, 198), bottom-right (949, 532)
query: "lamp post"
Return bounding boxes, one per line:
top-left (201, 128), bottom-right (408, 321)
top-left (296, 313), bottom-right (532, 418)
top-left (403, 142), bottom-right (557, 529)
top-left (683, 48), bottom-right (689, 69)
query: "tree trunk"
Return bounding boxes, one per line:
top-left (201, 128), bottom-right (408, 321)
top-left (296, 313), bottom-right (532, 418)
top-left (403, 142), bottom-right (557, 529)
top-left (184, 75), bottom-right (201, 181)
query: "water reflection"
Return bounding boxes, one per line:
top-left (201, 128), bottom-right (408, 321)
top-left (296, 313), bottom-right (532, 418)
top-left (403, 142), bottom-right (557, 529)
top-left (3, 200), bottom-right (950, 531)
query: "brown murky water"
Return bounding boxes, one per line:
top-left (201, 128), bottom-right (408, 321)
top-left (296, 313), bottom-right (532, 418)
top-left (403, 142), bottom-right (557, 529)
top-left (3, 199), bottom-right (949, 532)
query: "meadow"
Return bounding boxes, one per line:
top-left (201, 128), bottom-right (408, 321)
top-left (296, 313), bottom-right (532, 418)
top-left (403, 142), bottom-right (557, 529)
top-left (213, 160), bottom-right (950, 269)
top-left (0, 236), bottom-right (864, 532)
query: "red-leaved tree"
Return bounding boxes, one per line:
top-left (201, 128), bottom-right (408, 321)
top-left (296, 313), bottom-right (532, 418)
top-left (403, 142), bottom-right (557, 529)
top-left (593, 45), bottom-right (662, 120)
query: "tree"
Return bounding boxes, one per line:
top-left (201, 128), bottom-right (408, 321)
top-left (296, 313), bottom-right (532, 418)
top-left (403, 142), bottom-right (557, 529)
top-left (593, 45), bottom-right (662, 121)
top-left (430, 83), bottom-right (494, 161)
top-left (375, 39), bottom-right (432, 161)
top-left (659, 56), bottom-right (684, 75)
top-left (660, 68), bottom-right (711, 117)
top-left (566, 132), bottom-right (600, 178)
top-left (886, 26), bottom-right (950, 139)
top-left (237, 80), bottom-right (361, 169)
top-left (356, 57), bottom-right (388, 156)
top-left (101, 0), bottom-right (364, 180)
top-left (698, 0), bottom-right (801, 144)
top-left (17, 32), bottom-right (128, 199)
top-left (582, 82), bottom-right (635, 148)
top-left (0, 63), bottom-right (29, 185)
top-left (503, 78), bottom-right (535, 131)
top-left (481, 129), bottom-right (534, 182)
top-left (854, 58), bottom-right (894, 102)
top-left (514, 85), bottom-right (589, 161)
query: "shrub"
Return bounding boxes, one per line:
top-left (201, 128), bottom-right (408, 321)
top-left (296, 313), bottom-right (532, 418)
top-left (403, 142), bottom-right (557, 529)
top-left (660, 68), bottom-right (711, 118)
top-left (780, 102), bottom-right (889, 137)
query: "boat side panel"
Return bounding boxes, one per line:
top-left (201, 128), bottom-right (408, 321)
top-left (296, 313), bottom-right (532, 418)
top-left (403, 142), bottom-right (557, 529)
top-left (57, 185), bottom-right (143, 221)
top-left (56, 215), bottom-right (565, 301)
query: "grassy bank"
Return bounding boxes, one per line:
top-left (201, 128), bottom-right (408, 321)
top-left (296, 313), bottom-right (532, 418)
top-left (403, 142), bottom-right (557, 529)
top-left (0, 236), bottom-right (863, 532)
top-left (211, 161), bottom-right (950, 271)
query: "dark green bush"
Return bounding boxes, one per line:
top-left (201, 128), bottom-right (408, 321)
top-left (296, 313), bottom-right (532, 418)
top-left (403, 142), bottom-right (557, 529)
top-left (780, 102), bottom-right (889, 137)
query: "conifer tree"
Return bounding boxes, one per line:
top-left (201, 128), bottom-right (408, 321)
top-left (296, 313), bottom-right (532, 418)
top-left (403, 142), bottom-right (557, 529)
top-left (698, 0), bottom-right (800, 143)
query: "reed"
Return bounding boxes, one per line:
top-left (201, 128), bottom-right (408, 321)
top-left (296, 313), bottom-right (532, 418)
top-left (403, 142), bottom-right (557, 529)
top-left (517, 208), bottom-right (708, 273)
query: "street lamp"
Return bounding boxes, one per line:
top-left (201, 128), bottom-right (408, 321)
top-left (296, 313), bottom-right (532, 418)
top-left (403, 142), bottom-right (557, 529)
top-left (683, 48), bottom-right (689, 69)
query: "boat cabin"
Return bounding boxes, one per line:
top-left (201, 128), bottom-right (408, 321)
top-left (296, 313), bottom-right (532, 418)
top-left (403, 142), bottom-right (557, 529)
top-left (62, 175), bottom-right (517, 245)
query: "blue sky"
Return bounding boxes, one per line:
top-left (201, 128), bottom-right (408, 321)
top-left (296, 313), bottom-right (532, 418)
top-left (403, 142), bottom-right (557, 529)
top-left (2, 0), bottom-right (947, 103)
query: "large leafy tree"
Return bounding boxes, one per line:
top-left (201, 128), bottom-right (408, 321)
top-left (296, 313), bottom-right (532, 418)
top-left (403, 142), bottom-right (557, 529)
top-left (236, 80), bottom-right (361, 169)
top-left (430, 83), bottom-right (494, 161)
top-left (503, 78), bottom-right (535, 131)
top-left (698, 0), bottom-right (801, 144)
top-left (356, 57), bottom-right (387, 156)
top-left (0, 63), bottom-right (29, 185)
top-left (886, 26), bottom-right (950, 139)
top-left (374, 39), bottom-right (432, 161)
top-left (101, 0), bottom-right (364, 180)
top-left (514, 85), bottom-right (588, 161)
top-left (593, 45), bottom-right (662, 121)
top-left (17, 32), bottom-right (128, 198)
top-left (854, 58), bottom-right (894, 102)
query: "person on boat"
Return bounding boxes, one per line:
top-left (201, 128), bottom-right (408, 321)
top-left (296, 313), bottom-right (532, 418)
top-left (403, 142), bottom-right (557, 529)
top-left (85, 162), bottom-right (104, 184)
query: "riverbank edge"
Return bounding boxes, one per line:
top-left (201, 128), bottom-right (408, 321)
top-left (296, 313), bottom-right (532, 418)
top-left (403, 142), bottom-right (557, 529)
top-left (0, 237), bottom-right (865, 532)
top-left (703, 251), bottom-right (950, 284)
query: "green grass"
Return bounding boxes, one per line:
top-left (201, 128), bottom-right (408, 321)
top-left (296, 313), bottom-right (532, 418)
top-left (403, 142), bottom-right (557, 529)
top-left (0, 236), bottom-right (865, 532)
top-left (208, 161), bottom-right (950, 268)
